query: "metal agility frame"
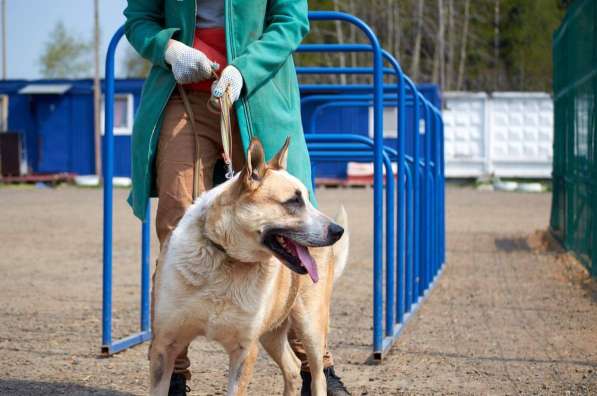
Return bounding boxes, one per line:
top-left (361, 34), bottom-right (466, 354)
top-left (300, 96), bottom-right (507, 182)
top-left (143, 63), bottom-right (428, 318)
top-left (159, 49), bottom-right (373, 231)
top-left (102, 11), bottom-right (445, 360)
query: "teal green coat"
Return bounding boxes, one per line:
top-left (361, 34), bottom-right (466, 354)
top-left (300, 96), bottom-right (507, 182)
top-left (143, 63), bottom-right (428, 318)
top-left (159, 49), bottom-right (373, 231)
top-left (124, 0), bottom-right (314, 220)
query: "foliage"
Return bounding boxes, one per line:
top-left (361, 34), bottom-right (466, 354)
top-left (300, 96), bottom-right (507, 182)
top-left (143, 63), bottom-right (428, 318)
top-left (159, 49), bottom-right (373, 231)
top-left (302, 0), bottom-right (567, 92)
top-left (39, 22), bottom-right (92, 79)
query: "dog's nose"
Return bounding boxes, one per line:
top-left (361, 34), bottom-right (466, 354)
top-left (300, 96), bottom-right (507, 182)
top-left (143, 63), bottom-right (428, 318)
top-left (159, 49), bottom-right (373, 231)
top-left (328, 223), bottom-right (344, 241)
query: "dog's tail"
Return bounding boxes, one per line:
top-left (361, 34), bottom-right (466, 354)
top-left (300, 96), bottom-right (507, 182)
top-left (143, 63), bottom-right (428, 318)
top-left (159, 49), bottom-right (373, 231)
top-left (332, 205), bottom-right (349, 282)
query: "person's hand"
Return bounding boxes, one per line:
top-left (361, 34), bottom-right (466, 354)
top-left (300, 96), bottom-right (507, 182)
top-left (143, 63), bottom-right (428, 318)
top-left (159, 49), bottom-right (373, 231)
top-left (165, 40), bottom-right (219, 84)
top-left (211, 65), bottom-right (243, 105)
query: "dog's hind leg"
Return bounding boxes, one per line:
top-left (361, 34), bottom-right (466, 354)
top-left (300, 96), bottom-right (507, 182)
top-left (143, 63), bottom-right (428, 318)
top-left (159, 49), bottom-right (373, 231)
top-left (148, 337), bottom-right (185, 396)
top-left (260, 321), bottom-right (301, 396)
top-left (224, 341), bottom-right (258, 396)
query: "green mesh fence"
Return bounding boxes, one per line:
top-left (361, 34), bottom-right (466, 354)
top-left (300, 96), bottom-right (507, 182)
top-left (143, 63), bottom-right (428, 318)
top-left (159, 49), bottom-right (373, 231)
top-left (551, 0), bottom-right (597, 277)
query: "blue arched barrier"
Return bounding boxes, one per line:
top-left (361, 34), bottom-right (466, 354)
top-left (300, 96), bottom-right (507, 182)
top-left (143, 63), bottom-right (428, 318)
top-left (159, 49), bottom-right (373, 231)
top-left (102, 11), bottom-right (445, 361)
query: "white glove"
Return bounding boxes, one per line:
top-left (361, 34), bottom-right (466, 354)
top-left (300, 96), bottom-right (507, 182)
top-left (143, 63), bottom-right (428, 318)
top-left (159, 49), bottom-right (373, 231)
top-left (211, 65), bottom-right (243, 104)
top-left (165, 40), bottom-right (219, 84)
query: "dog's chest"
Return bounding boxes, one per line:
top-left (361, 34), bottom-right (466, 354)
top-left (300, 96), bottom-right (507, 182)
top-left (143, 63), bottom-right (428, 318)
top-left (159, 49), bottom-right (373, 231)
top-left (193, 261), bottom-right (300, 341)
top-left (191, 263), bottom-right (280, 338)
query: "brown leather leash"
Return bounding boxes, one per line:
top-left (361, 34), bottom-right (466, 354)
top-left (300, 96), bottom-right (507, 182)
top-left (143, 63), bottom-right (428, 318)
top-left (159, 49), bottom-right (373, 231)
top-left (177, 73), bottom-right (234, 200)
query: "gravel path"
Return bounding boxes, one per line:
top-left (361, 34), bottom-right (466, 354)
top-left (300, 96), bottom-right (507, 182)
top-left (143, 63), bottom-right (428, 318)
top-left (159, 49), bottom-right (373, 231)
top-left (0, 185), bottom-right (595, 395)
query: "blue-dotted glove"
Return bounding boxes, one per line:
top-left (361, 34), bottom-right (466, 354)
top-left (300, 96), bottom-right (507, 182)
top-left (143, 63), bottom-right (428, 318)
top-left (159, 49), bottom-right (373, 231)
top-left (211, 65), bottom-right (243, 104)
top-left (165, 40), bottom-right (219, 84)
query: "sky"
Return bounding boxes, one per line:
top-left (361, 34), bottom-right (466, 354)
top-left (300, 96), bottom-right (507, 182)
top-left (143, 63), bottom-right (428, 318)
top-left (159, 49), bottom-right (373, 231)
top-left (4, 0), bottom-right (133, 79)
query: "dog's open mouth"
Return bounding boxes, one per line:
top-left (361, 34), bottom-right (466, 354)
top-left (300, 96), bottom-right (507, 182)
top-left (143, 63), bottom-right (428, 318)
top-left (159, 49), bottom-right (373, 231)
top-left (263, 233), bottom-right (319, 283)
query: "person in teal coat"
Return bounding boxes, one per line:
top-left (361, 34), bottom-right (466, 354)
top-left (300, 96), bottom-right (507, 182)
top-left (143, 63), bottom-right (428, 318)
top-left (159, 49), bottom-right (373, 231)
top-left (124, 1), bottom-right (350, 395)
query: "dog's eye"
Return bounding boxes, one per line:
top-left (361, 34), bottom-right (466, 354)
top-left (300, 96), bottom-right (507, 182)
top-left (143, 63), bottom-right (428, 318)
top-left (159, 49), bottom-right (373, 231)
top-left (282, 190), bottom-right (304, 209)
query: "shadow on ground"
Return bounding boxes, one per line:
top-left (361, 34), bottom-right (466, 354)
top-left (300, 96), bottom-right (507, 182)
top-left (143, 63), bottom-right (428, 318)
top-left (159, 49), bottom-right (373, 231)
top-left (494, 236), bottom-right (531, 252)
top-left (0, 379), bottom-right (134, 396)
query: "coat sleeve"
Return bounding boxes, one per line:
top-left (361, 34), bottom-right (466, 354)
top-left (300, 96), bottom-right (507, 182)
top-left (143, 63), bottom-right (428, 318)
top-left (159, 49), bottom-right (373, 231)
top-left (230, 0), bottom-right (309, 96)
top-left (123, 0), bottom-right (180, 70)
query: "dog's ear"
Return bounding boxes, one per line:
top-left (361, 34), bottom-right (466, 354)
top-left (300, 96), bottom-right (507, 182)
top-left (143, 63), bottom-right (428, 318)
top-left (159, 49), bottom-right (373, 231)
top-left (268, 136), bottom-right (290, 170)
top-left (242, 137), bottom-right (267, 188)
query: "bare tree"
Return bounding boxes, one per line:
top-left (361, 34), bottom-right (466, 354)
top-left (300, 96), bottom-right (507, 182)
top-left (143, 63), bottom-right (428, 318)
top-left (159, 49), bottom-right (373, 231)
top-left (446, 0), bottom-right (454, 90)
top-left (493, 0), bottom-right (500, 91)
top-left (332, 0), bottom-right (347, 85)
top-left (410, 0), bottom-right (424, 80)
top-left (456, 0), bottom-right (470, 90)
top-left (431, 0), bottom-right (445, 88)
top-left (393, 0), bottom-right (401, 59)
top-left (386, 0), bottom-right (393, 62)
top-left (348, 0), bottom-right (358, 83)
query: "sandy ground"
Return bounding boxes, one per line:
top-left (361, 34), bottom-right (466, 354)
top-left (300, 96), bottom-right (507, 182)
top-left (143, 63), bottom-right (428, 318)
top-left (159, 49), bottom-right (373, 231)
top-left (0, 185), bottom-right (595, 395)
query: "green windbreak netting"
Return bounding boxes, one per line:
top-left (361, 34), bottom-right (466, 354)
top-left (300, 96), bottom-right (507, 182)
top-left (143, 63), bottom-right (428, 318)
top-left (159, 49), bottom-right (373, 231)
top-left (551, 0), bottom-right (597, 276)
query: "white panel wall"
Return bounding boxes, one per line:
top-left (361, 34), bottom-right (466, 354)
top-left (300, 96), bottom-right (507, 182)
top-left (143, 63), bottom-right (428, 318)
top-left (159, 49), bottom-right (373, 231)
top-left (443, 92), bottom-right (553, 178)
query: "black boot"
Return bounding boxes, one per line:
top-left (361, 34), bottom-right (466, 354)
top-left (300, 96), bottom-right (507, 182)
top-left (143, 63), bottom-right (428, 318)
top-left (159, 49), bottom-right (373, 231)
top-left (300, 366), bottom-right (351, 396)
top-left (168, 373), bottom-right (190, 396)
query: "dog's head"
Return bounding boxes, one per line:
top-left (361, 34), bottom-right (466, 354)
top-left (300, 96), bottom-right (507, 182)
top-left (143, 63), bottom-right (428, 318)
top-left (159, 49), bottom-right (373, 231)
top-left (204, 137), bottom-right (343, 282)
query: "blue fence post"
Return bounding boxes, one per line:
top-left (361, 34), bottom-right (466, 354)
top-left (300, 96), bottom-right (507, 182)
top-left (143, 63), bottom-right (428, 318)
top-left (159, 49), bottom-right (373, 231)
top-left (433, 109), bottom-right (442, 278)
top-left (102, 25), bottom-right (152, 355)
top-left (141, 203), bottom-right (151, 332)
top-left (419, 99), bottom-right (433, 296)
top-left (409, 82), bottom-right (420, 312)
top-left (378, 50), bottom-right (404, 335)
top-left (101, 25), bottom-right (124, 354)
top-left (311, 12), bottom-right (383, 359)
top-left (396, 58), bottom-right (406, 326)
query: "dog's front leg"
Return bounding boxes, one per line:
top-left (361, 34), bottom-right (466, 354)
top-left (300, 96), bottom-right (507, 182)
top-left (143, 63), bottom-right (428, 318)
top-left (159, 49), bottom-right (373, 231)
top-left (260, 321), bottom-right (301, 396)
top-left (225, 342), bottom-right (258, 396)
top-left (148, 338), bottom-right (184, 396)
top-left (291, 308), bottom-right (327, 396)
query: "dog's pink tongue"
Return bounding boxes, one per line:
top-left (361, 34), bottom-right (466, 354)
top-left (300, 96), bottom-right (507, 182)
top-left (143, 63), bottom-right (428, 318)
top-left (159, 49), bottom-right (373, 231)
top-left (295, 244), bottom-right (319, 283)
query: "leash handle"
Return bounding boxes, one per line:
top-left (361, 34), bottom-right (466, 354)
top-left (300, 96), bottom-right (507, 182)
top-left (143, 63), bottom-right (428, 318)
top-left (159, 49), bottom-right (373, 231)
top-left (210, 70), bottom-right (235, 179)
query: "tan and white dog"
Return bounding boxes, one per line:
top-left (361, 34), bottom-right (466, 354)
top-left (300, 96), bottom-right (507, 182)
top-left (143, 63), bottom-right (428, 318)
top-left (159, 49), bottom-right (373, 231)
top-left (149, 137), bottom-right (349, 396)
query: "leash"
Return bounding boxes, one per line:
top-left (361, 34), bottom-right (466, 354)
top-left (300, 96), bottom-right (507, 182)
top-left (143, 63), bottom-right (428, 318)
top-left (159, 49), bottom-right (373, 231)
top-left (177, 74), bottom-right (235, 200)
top-left (215, 85), bottom-right (235, 181)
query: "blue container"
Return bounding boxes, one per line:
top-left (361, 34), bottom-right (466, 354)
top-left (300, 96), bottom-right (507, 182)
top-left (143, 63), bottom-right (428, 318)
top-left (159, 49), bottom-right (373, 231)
top-left (0, 78), bottom-right (144, 177)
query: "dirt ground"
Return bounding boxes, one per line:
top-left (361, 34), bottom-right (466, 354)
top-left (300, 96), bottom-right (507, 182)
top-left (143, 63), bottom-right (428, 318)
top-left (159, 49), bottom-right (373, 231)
top-left (0, 184), bottom-right (596, 395)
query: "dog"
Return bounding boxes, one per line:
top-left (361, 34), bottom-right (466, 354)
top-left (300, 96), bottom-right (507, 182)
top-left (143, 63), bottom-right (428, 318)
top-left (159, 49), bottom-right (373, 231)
top-left (149, 137), bottom-right (349, 396)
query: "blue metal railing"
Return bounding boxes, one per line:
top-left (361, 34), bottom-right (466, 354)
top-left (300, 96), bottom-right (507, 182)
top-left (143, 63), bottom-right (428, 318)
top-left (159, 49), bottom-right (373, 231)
top-left (102, 11), bottom-right (445, 360)
top-left (102, 25), bottom-right (153, 355)
top-left (297, 43), bottom-right (445, 357)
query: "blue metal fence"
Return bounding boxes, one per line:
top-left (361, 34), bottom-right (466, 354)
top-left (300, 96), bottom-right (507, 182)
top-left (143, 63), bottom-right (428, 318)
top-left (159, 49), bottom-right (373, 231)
top-left (102, 11), bottom-right (445, 361)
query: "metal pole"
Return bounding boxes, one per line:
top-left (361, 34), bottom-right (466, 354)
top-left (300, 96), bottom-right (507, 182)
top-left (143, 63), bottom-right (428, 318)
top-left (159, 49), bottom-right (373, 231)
top-left (93, 0), bottom-right (102, 177)
top-left (102, 25), bottom-right (124, 354)
top-left (306, 11), bottom-right (385, 357)
top-left (2, 0), bottom-right (6, 80)
top-left (141, 203), bottom-right (151, 332)
top-left (410, 87), bottom-right (420, 311)
top-left (397, 59), bottom-right (406, 325)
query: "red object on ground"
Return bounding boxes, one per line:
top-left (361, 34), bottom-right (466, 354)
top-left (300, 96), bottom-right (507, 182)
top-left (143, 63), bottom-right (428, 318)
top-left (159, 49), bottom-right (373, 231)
top-left (0, 173), bottom-right (75, 184)
top-left (186, 28), bottom-right (227, 92)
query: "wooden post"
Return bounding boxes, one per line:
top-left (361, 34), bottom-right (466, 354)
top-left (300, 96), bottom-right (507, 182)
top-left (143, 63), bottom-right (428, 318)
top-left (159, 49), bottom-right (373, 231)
top-left (2, 0), bottom-right (6, 80)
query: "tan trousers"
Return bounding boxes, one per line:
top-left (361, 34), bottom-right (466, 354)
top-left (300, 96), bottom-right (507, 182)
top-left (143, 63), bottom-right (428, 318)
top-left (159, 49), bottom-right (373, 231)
top-left (155, 90), bottom-right (333, 379)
